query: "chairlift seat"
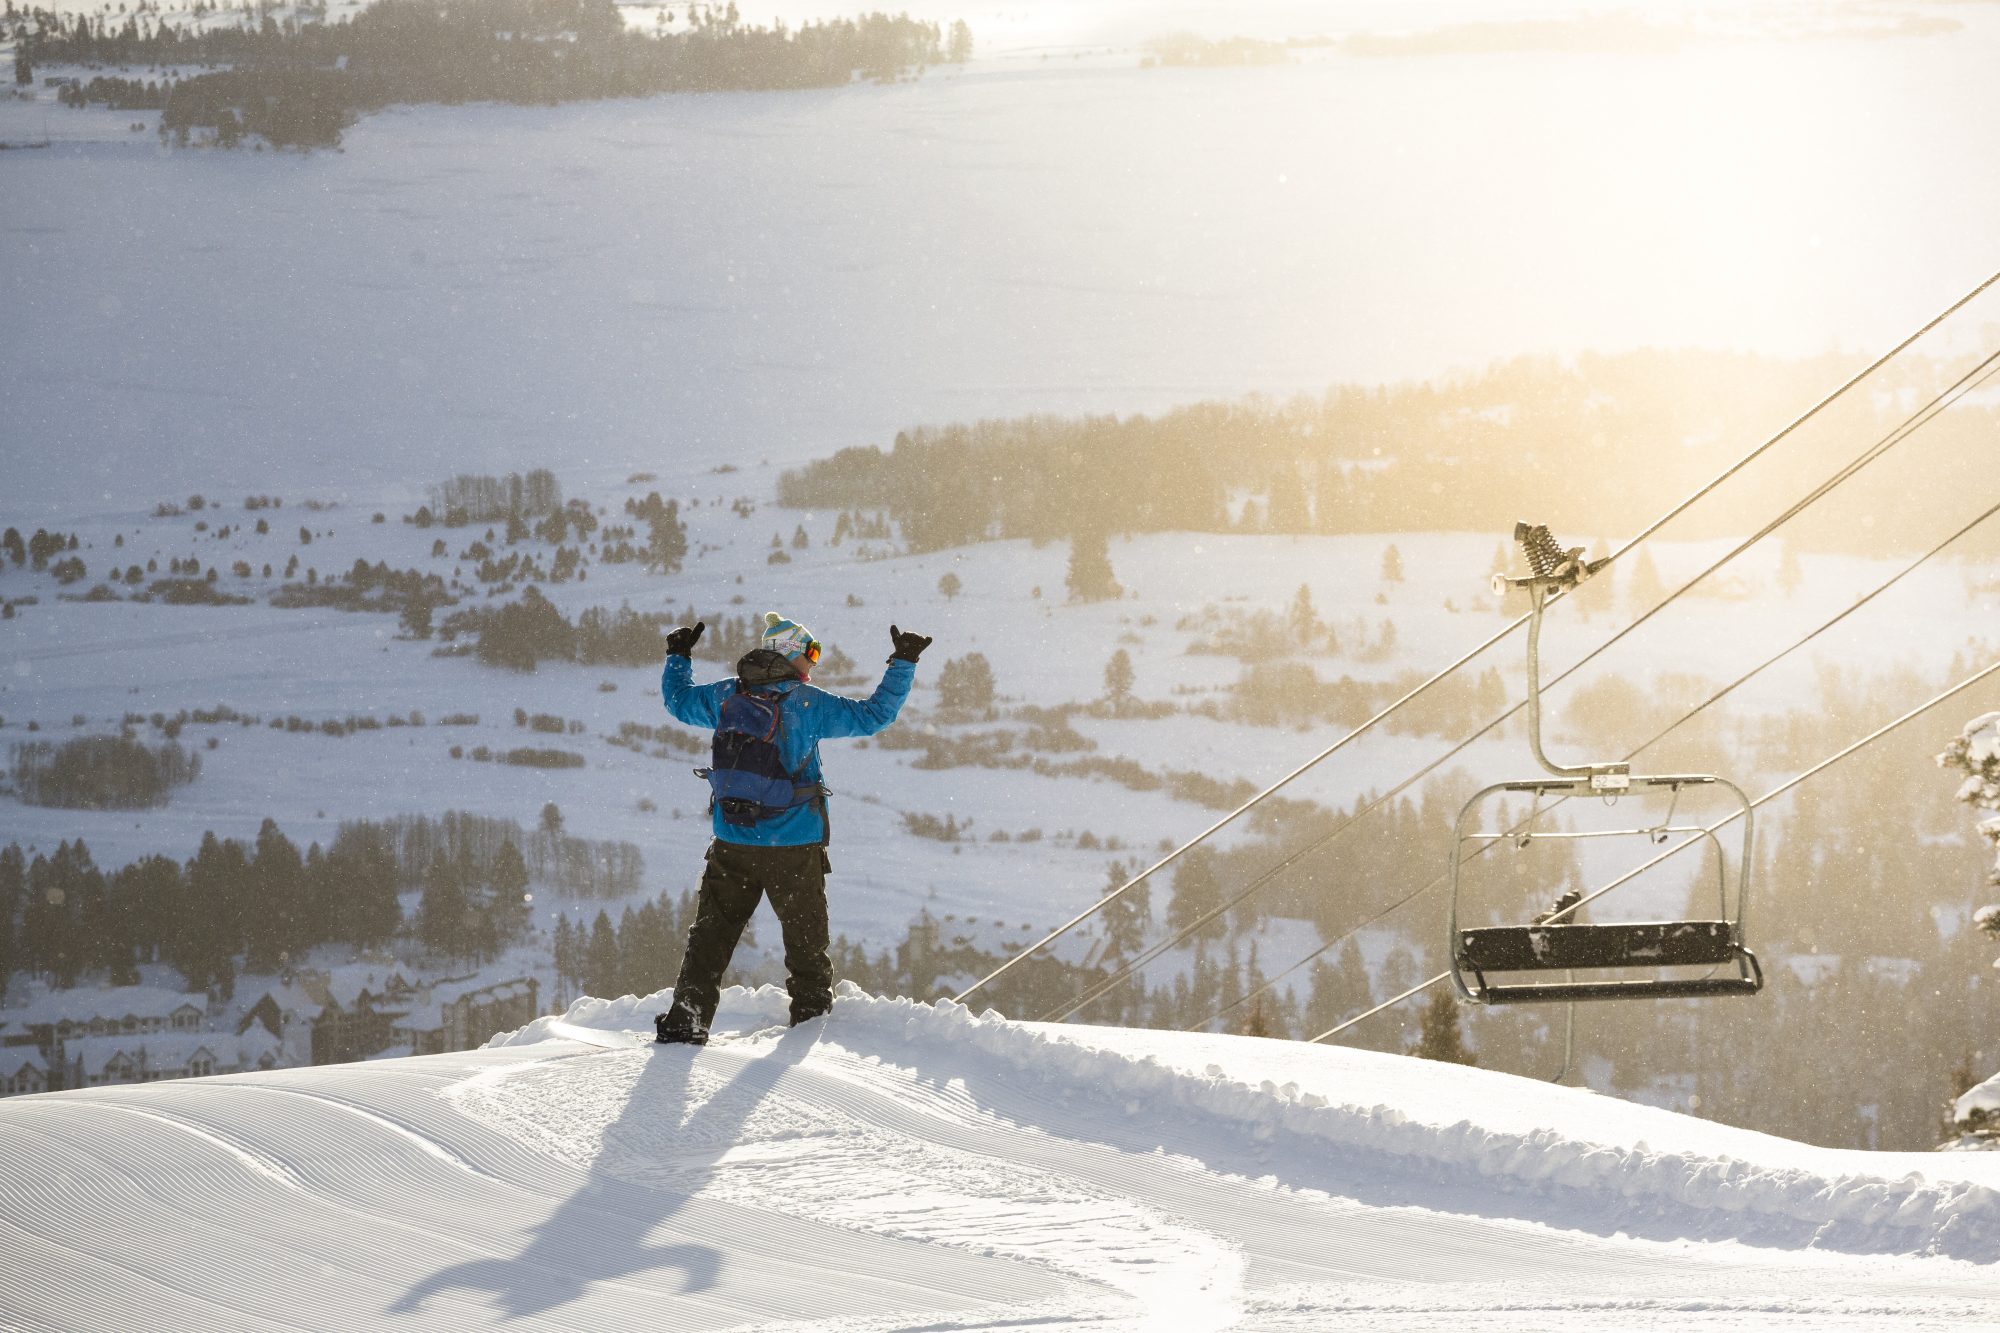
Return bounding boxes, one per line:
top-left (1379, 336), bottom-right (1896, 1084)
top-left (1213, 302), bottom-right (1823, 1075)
top-left (1456, 919), bottom-right (1763, 1005)
top-left (1460, 919), bottom-right (1737, 970)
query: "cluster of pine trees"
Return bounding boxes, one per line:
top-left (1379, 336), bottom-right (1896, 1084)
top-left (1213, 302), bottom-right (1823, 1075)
top-left (622, 492), bottom-right (689, 574)
top-left (777, 352), bottom-right (2000, 556)
top-left (54, 73), bottom-right (167, 108)
top-left (29, 0), bottom-right (959, 148)
top-left (427, 470), bottom-right (564, 528)
top-left (2, 527), bottom-right (79, 570)
top-left (0, 823), bottom-right (402, 995)
top-left (9, 735), bottom-right (201, 810)
top-left (552, 888), bottom-right (698, 1005)
top-left (413, 837), bottom-right (530, 963)
top-left (933, 653), bottom-right (997, 718)
top-left (442, 587), bottom-right (676, 671)
top-left (354, 806), bottom-right (644, 902)
top-left (270, 556), bottom-right (451, 615)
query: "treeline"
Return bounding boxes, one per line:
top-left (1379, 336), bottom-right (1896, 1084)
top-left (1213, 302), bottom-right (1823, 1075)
top-left (0, 806), bottom-right (645, 995)
top-left (0, 823), bottom-right (402, 994)
top-left (428, 469), bottom-right (562, 528)
top-left (9, 735), bottom-right (202, 810)
top-left (816, 882), bottom-right (1379, 1046)
top-left (831, 907), bottom-right (1119, 1030)
top-left (1212, 660), bottom-right (1509, 734)
top-left (349, 805), bottom-right (643, 901)
top-left (775, 351), bottom-right (2000, 554)
top-left (442, 588), bottom-right (676, 671)
top-left (55, 73), bottom-right (168, 109)
top-left (31, 0), bottom-right (959, 148)
top-left (270, 556), bottom-right (451, 614)
top-left (446, 594), bottom-right (802, 673)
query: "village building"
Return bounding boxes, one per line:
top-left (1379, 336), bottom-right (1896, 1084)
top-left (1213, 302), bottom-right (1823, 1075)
top-left (297, 965), bottom-right (419, 1066)
top-left (391, 976), bottom-right (539, 1058)
top-left (63, 1028), bottom-right (282, 1089)
top-left (7, 984), bottom-right (209, 1053)
top-left (0, 1047), bottom-right (50, 1098)
top-left (298, 965), bottom-right (541, 1064)
top-left (235, 980), bottom-right (320, 1070)
top-left (1, 966), bottom-right (544, 1093)
top-left (2, 985), bottom-right (212, 1089)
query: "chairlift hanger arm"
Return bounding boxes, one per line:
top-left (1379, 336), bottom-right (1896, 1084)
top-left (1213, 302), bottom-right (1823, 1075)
top-left (1503, 521), bottom-right (1631, 789)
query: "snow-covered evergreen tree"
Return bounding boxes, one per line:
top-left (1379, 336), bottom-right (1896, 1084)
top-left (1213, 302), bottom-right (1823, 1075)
top-left (1939, 712), bottom-right (2000, 895)
top-left (1938, 711), bottom-right (2000, 1149)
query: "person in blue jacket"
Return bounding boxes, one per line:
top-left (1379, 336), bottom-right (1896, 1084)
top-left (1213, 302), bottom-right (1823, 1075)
top-left (654, 611), bottom-right (930, 1044)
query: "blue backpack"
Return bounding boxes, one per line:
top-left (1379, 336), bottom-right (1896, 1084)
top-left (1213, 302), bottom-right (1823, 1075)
top-left (697, 685), bottom-right (825, 833)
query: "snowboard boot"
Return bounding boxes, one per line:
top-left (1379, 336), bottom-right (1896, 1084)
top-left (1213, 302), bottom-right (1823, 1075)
top-left (655, 1002), bottom-right (709, 1046)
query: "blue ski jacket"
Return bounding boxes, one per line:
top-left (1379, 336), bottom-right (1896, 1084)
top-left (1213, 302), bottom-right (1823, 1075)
top-left (661, 653), bottom-right (915, 846)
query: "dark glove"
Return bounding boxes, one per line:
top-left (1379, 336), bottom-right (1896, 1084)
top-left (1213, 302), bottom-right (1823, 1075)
top-left (888, 624), bottom-right (931, 664)
top-left (666, 621), bottom-right (705, 658)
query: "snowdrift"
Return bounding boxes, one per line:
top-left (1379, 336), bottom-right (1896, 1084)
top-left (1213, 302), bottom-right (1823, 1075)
top-left (492, 984), bottom-right (2000, 1266)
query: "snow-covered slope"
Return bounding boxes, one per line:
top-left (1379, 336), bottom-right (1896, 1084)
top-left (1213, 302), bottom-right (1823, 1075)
top-left (5, 987), bottom-right (1999, 1331)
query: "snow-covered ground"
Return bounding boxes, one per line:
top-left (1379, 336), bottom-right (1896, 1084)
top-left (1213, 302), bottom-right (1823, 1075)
top-left (4, 988), bottom-right (2000, 1330)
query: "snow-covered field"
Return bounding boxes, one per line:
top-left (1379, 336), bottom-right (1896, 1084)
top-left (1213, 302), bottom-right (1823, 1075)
top-left (4, 987), bottom-right (2000, 1331)
top-left (3, 471), bottom-right (1989, 982)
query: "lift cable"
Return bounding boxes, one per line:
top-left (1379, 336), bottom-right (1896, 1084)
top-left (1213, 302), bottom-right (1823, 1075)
top-left (950, 268), bottom-right (2000, 1008)
top-left (1304, 652), bottom-right (2000, 1044)
top-left (1034, 346), bottom-right (2000, 1024)
top-left (1197, 491), bottom-right (2000, 1031)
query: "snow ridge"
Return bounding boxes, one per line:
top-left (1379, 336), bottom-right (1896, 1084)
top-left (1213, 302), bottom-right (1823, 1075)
top-left (493, 984), bottom-right (2000, 1263)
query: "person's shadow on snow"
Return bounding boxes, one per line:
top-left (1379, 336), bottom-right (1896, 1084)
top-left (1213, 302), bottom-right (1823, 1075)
top-left (389, 1022), bottom-right (820, 1321)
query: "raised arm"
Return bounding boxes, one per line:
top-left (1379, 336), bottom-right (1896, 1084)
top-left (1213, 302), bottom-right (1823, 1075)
top-left (661, 622), bottom-right (729, 729)
top-left (806, 658), bottom-right (917, 739)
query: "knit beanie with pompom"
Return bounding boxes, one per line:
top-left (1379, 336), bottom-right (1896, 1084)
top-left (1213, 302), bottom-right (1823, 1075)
top-left (759, 612), bottom-right (822, 675)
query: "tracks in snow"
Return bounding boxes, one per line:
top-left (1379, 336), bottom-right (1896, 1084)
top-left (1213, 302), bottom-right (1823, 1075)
top-left (0, 1049), bottom-right (1059, 1332)
top-left (5, 1024), bottom-right (2000, 1330)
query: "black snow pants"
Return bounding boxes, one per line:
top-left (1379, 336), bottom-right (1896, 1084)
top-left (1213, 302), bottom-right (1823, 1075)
top-left (668, 839), bottom-right (834, 1028)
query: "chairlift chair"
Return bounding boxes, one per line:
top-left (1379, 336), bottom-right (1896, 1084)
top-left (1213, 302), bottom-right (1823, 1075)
top-left (1447, 523), bottom-right (1765, 1007)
